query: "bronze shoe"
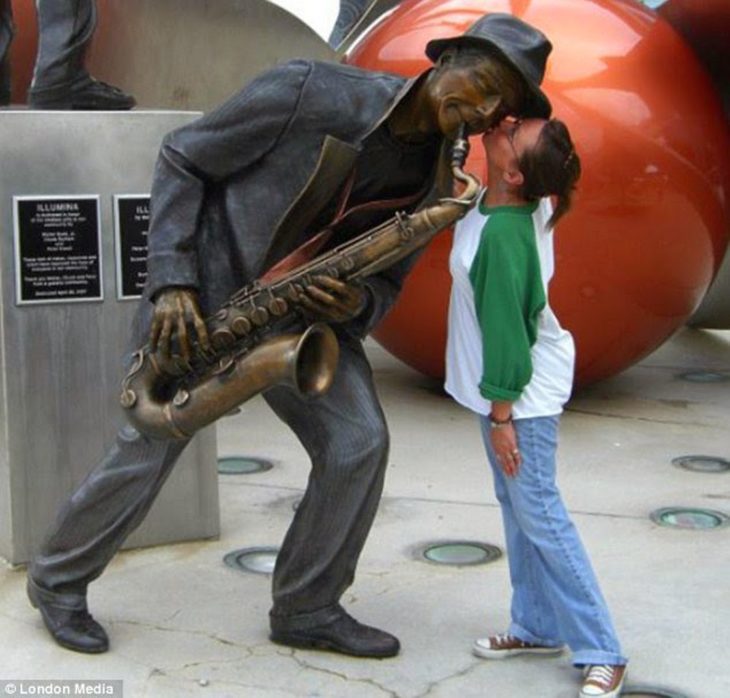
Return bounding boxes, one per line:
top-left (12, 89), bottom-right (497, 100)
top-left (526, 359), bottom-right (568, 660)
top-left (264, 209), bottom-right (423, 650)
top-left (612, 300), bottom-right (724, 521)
top-left (27, 577), bottom-right (109, 654)
top-left (29, 79), bottom-right (135, 110)
top-left (270, 610), bottom-right (400, 658)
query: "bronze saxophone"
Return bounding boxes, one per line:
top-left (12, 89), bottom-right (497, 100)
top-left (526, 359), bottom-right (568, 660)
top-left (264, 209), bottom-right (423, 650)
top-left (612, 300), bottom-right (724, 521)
top-left (120, 126), bottom-right (481, 440)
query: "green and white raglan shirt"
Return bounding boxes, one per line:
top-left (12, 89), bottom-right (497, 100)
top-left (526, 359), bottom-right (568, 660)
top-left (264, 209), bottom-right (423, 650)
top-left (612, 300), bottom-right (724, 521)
top-left (445, 193), bottom-right (575, 419)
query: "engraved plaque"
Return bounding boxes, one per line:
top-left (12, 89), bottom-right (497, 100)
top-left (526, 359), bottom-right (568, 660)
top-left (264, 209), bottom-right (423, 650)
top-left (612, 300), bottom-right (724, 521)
top-left (114, 194), bottom-right (150, 299)
top-left (13, 195), bottom-right (103, 304)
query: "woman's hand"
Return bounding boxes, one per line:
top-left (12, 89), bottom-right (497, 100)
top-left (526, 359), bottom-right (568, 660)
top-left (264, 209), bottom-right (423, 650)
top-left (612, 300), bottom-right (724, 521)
top-left (490, 422), bottom-right (521, 477)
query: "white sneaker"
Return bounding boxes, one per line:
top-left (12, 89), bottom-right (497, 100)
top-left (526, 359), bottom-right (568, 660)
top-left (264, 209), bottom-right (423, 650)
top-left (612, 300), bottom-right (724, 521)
top-left (472, 632), bottom-right (565, 659)
top-left (579, 664), bottom-right (627, 698)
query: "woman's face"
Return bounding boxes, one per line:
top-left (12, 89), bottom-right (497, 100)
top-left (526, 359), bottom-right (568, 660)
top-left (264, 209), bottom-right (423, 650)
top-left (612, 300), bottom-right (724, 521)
top-left (482, 117), bottom-right (547, 171)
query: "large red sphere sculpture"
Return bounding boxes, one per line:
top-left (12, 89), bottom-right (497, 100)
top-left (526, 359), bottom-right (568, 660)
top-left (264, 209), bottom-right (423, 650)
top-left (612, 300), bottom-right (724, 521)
top-left (658, 0), bottom-right (730, 329)
top-left (349, 0), bottom-right (730, 386)
top-left (658, 0), bottom-right (730, 89)
top-left (6, 0), bottom-right (37, 104)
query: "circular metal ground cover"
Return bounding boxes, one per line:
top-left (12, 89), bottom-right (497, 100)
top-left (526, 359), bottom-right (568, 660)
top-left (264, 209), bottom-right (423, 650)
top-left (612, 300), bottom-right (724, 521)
top-left (418, 541), bottom-right (502, 566)
top-left (676, 370), bottom-right (730, 383)
top-left (217, 456), bottom-right (274, 475)
top-left (671, 455), bottom-right (730, 473)
top-left (650, 507), bottom-right (729, 530)
top-left (223, 547), bottom-right (279, 575)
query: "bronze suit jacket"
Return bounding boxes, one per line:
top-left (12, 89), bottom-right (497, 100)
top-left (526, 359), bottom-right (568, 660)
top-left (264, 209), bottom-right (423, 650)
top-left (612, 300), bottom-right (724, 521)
top-left (139, 59), bottom-right (448, 344)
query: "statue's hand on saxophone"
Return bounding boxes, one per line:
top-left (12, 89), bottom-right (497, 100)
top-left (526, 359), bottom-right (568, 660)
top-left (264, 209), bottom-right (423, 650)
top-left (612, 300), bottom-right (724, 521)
top-left (298, 275), bottom-right (369, 324)
top-left (149, 287), bottom-right (212, 362)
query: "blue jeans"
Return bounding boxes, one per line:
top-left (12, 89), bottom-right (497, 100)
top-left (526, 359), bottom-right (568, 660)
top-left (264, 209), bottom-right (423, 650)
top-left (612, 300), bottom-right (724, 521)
top-left (479, 414), bottom-right (627, 667)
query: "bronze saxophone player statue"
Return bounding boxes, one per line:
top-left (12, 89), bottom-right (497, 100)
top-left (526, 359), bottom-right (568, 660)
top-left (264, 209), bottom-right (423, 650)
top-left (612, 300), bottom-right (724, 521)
top-left (28, 13), bottom-right (554, 660)
top-left (120, 125), bottom-right (481, 440)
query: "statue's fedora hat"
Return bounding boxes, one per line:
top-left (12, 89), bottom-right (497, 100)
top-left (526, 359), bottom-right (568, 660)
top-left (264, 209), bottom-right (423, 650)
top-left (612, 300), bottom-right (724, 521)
top-left (426, 13), bottom-right (552, 118)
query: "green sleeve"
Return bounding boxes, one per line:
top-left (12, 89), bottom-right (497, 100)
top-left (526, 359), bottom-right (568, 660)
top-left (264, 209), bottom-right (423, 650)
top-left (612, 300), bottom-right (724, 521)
top-left (469, 212), bottom-right (546, 402)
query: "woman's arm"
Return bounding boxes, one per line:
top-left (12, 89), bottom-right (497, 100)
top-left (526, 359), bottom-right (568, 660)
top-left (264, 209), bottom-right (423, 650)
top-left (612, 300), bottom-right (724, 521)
top-left (470, 212), bottom-right (546, 474)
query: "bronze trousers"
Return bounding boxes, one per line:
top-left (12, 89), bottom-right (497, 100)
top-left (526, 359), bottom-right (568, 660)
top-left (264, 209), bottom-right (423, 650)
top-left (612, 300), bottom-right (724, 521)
top-left (30, 338), bottom-right (390, 631)
top-left (0, 0), bottom-right (96, 101)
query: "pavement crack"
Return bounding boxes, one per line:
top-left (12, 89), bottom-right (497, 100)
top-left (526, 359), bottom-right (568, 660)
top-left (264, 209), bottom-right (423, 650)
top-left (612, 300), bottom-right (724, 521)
top-left (180, 652), bottom-right (255, 671)
top-left (191, 678), bottom-right (301, 696)
top-left (141, 667), bottom-right (167, 698)
top-left (110, 617), bottom-right (246, 649)
top-left (152, 641), bottom-right (275, 674)
top-left (565, 406), bottom-right (715, 427)
top-left (413, 660), bottom-right (480, 697)
top-left (284, 648), bottom-right (400, 697)
top-left (164, 608), bottom-right (183, 622)
top-left (383, 493), bottom-right (644, 522)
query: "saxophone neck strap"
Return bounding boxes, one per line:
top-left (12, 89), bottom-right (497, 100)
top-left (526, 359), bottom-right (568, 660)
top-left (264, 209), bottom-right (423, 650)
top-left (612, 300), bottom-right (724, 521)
top-left (259, 172), bottom-right (427, 285)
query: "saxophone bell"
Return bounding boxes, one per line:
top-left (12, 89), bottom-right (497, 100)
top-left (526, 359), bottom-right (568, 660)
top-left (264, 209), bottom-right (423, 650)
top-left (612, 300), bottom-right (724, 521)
top-left (121, 323), bottom-right (339, 440)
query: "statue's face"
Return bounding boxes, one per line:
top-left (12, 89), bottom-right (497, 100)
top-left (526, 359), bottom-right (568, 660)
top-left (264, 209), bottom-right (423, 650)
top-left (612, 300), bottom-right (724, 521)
top-left (429, 59), bottom-right (525, 138)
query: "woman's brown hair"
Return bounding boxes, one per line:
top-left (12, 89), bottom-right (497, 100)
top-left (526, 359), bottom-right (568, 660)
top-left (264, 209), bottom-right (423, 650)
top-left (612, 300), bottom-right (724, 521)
top-left (518, 119), bottom-right (581, 227)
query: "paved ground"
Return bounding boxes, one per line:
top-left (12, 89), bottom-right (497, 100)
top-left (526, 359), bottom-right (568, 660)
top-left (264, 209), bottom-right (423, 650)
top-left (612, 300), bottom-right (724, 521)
top-left (1, 328), bottom-right (728, 698)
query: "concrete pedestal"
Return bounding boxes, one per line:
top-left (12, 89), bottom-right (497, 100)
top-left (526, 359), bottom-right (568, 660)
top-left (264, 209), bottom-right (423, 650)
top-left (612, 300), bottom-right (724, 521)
top-left (0, 110), bottom-right (220, 565)
top-left (689, 245), bottom-right (730, 328)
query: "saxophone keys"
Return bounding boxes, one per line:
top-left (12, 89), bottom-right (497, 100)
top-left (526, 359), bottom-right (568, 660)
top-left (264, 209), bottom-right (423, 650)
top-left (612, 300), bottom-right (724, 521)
top-left (173, 389), bottom-right (191, 407)
top-left (268, 298), bottom-right (288, 316)
top-left (231, 316), bottom-right (252, 336)
top-left (215, 309), bottom-right (229, 321)
top-left (211, 327), bottom-right (236, 349)
top-left (120, 389), bottom-right (137, 409)
top-left (396, 212), bottom-right (416, 241)
top-left (212, 357), bottom-right (235, 376)
top-left (129, 349), bottom-right (145, 373)
top-left (290, 283), bottom-right (305, 299)
top-left (250, 307), bottom-right (269, 326)
top-left (284, 285), bottom-right (300, 302)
